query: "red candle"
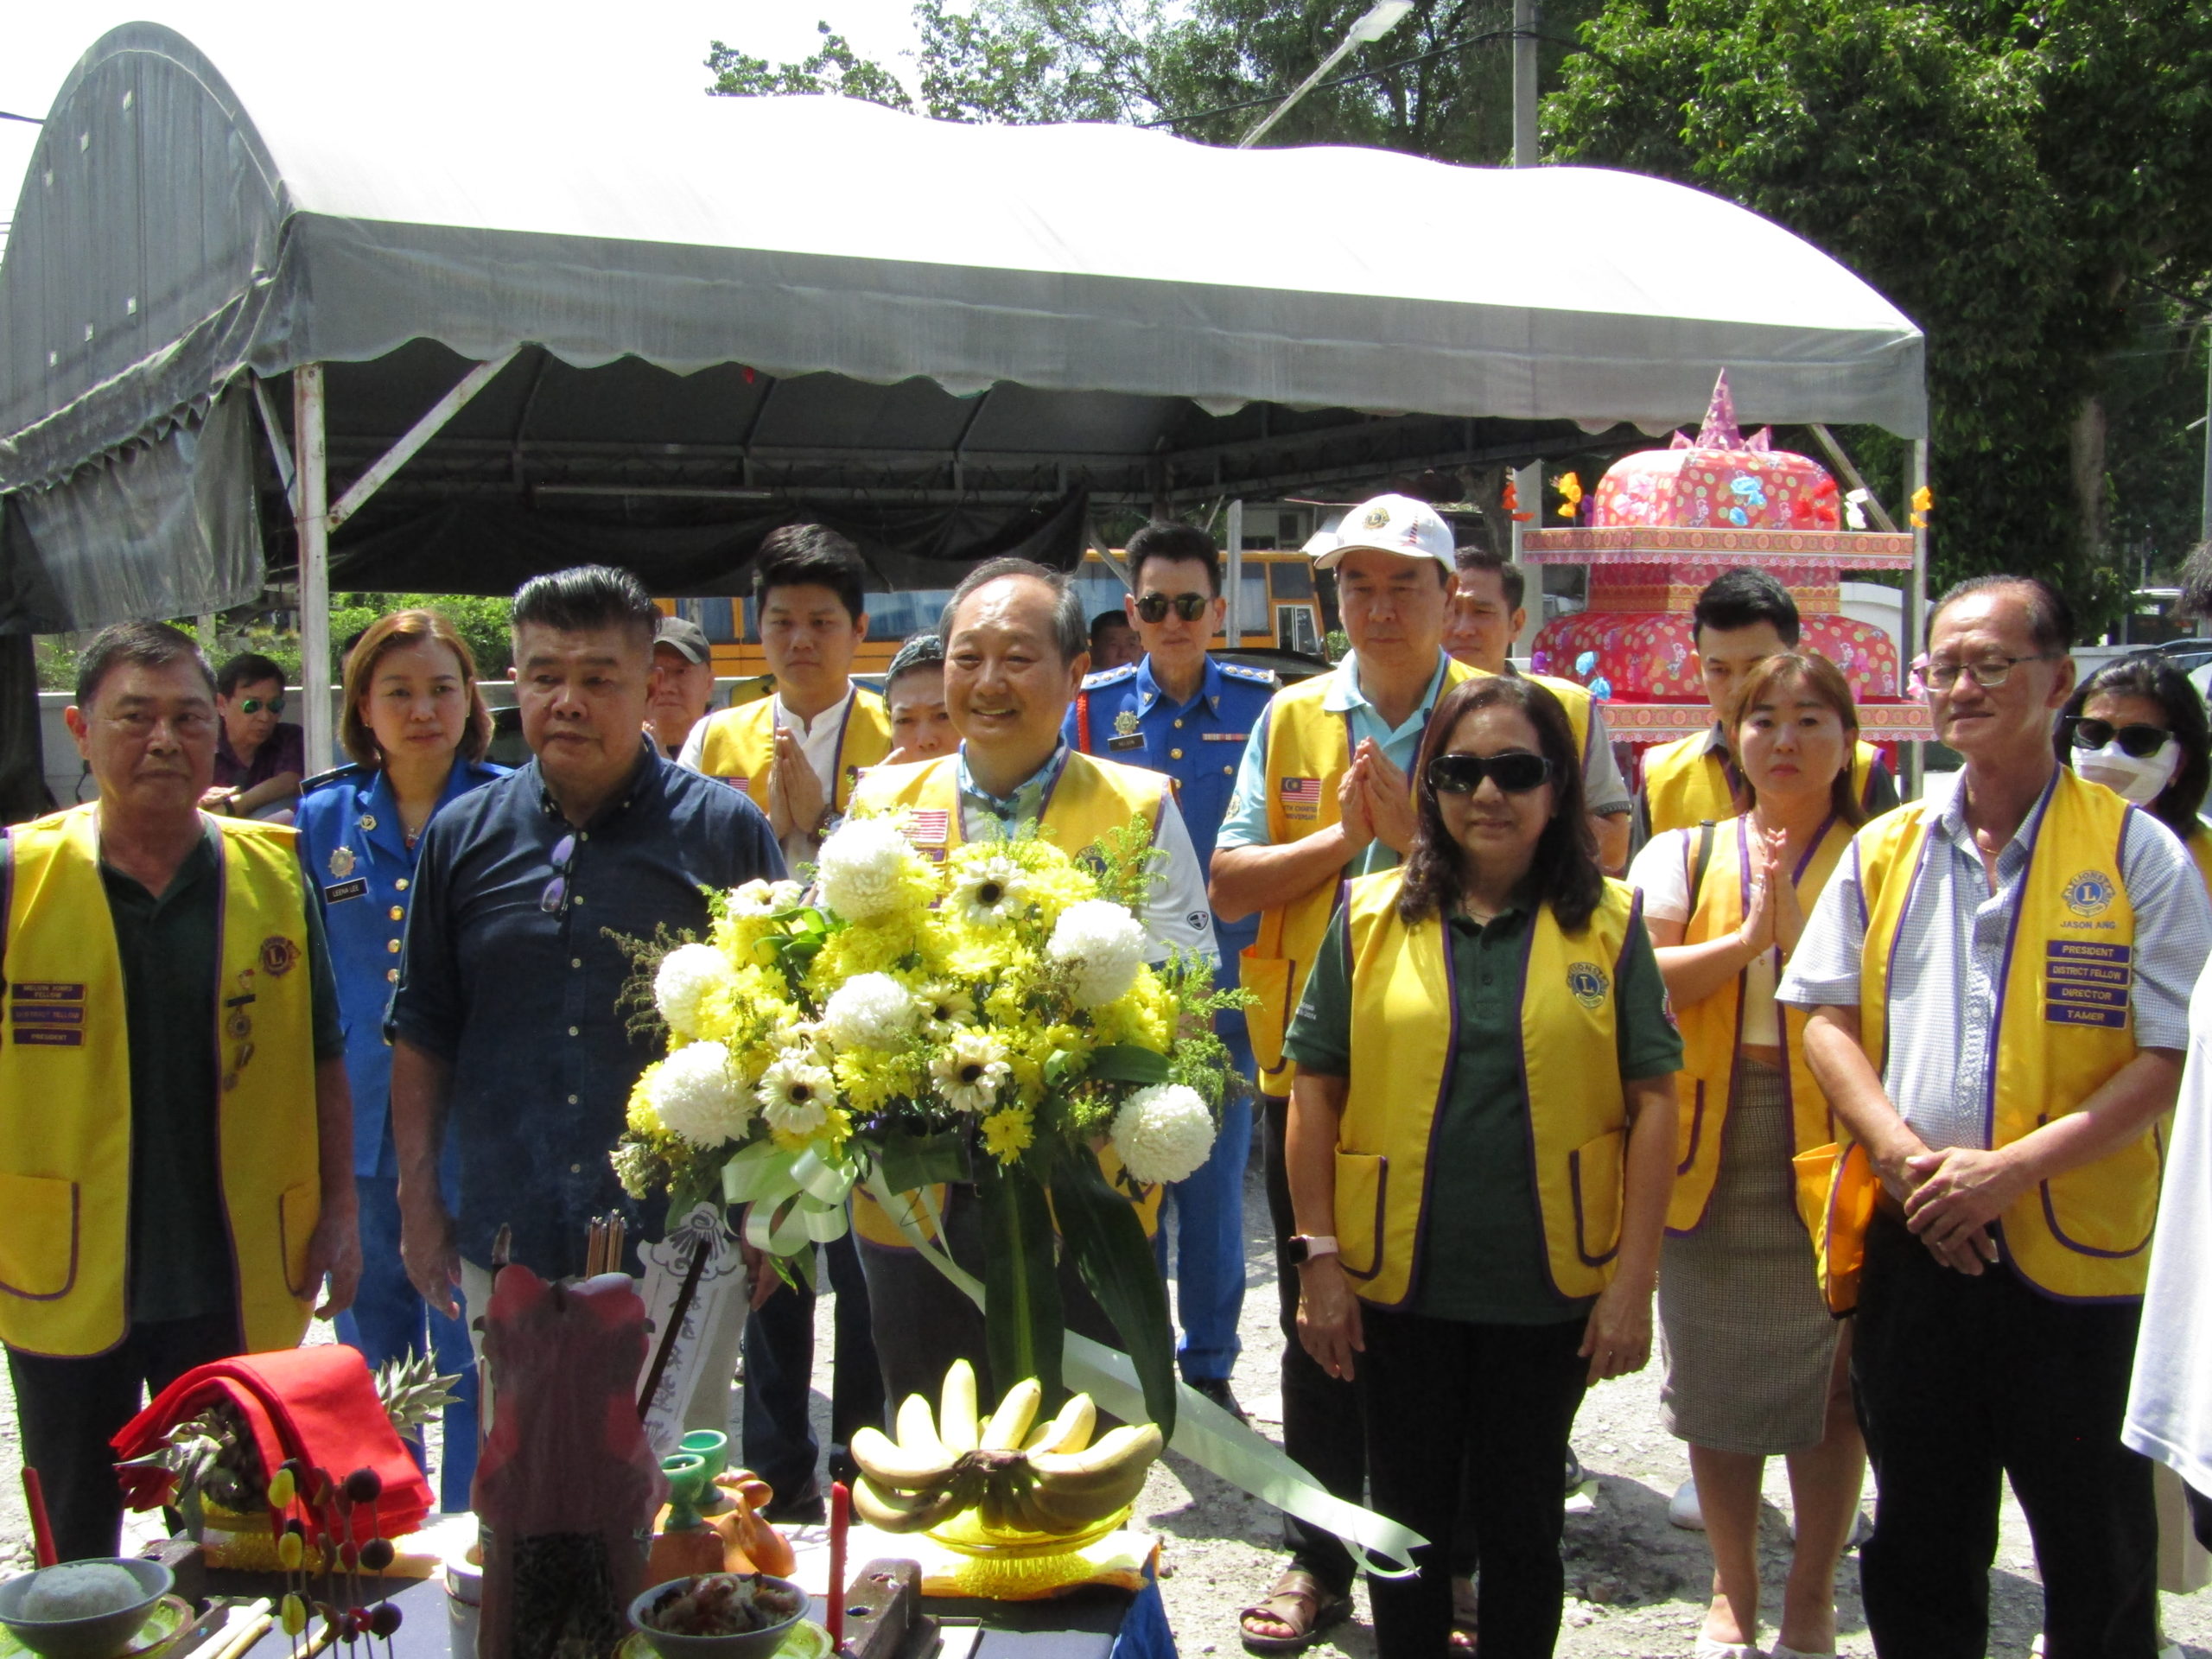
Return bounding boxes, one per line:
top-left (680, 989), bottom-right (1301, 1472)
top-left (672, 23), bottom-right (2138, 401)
top-left (827, 1481), bottom-right (850, 1649)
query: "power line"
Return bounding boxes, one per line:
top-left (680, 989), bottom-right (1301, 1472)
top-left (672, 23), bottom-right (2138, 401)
top-left (0, 111), bottom-right (43, 125)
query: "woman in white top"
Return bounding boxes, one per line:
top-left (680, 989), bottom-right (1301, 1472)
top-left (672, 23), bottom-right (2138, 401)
top-left (1626, 651), bottom-right (1871, 1659)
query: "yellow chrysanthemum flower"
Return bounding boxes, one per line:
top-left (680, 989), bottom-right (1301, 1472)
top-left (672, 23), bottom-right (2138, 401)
top-left (981, 1108), bottom-right (1035, 1164)
top-left (626, 1065), bottom-right (667, 1135)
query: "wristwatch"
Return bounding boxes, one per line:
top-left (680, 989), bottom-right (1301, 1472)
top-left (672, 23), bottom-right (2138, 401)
top-left (1285, 1234), bottom-right (1338, 1266)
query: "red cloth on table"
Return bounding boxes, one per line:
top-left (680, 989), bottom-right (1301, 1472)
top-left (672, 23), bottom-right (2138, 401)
top-left (111, 1345), bottom-right (434, 1542)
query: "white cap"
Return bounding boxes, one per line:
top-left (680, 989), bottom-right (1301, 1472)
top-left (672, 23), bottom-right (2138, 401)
top-left (1312, 493), bottom-right (1456, 570)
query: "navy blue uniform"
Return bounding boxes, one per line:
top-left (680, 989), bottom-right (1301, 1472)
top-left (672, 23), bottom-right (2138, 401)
top-left (1062, 653), bottom-right (1274, 1386)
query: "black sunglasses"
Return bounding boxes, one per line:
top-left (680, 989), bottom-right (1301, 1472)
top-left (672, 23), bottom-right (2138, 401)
top-left (1134, 592), bottom-right (1211, 624)
top-left (539, 832), bottom-right (578, 914)
top-left (2067, 717), bottom-right (2172, 759)
top-left (237, 695), bottom-right (286, 715)
top-left (1427, 752), bottom-right (1554, 796)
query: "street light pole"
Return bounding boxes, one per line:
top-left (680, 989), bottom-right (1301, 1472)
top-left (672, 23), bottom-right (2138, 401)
top-left (1239, 1), bottom-right (1416, 149)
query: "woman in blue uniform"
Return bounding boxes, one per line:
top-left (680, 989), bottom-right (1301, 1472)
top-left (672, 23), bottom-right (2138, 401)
top-left (296, 609), bottom-right (505, 1510)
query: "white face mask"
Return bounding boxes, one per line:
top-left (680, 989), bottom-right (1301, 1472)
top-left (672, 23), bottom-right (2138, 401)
top-left (2073, 740), bottom-right (2180, 805)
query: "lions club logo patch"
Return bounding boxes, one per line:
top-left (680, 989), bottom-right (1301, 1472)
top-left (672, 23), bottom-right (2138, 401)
top-left (2063, 869), bottom-right (2116, 918)
top-left (1567, 961), bottom-right (1609, 1009)
top-left (1361, 505), bottom-right (1392, 530)
top-left (259, 936), bottom-right (301, 977)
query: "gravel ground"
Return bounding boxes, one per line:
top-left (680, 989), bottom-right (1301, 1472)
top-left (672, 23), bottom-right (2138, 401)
top-left (1, 1154), bottom-right (2205, 1657)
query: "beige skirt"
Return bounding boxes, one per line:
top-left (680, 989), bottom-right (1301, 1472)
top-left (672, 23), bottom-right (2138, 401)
top-left (1658, 1057), bottom-right (1841, 1456)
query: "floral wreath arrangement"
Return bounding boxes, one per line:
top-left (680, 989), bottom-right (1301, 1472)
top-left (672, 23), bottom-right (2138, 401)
top-left (611, 811), bottom-right (1247, 1433)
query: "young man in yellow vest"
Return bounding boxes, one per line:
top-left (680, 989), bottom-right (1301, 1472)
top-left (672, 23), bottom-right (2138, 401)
top-left (2, 622), bottom-right (359, 1560)
top-left (1781, 575), bottom-right (2212, 1658)
top-left (677, 524), bottom-right (893, 868)
top-left (845, 557), bottom-right (1217, 1407)
top-left (1210, 493), bottom-right (1473, 1651)
top-left (1634, 569), bottom-right (1897, 849)
top-left (1446, 544), bottom-right (1635, 874)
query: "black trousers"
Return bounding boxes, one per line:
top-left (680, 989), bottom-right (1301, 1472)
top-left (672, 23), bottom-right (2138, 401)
top-left (1262, 1093), bottom-right (1369, 1596)
top-left (741, 1230), bottom-right (884, 1517)
top-left (1361, 1306), bottom-right (1589, 1659)
top-left (8, 1307), bottom-right (242, 1562)
top-left (1852, 1212), bottom-right (2158, 1659)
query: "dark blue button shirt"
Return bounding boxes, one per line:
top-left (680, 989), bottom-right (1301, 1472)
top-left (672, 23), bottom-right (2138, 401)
top-left (389, 745), bottom-right (784, 1277)
top-left (296, 755), bottom-right (509, 1179)
top-left (1064, 654), bottom-right (1275, 980)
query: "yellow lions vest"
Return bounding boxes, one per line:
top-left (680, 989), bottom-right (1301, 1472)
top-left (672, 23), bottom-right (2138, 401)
top-left (0, 806), bottom-right (322, 1357)
top-left (1837, 770), bottom-right (2160, 1301)
top-left (844, 749), bottom-right (1173, 1249)
top-left (2189, 826), bottom-right (2212, 899)
top-left (1667, 816), bottom-right (1851, 1234)
top-left (1334, 868), bottom-right (1637, 1307)
top-left (1244, 657), bottom-right (1478, 1097)
top-left (695, 688), bottom-right (893, 814)
top-left (1642, 733), bottom-right (1885, 838)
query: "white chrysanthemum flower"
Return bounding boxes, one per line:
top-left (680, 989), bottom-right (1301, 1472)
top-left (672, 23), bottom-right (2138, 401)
top-left (950, 856), bottom-right (1031, 930)
top-left (758, 1050), bottom-right (837, 1137)
top-left (1046, 899), bottom-right (1148, 1007)
top-left (649, 1039), bottom-right (753, 1148)
top-left (655, 943), bottom-right (734, 1039)
top-left (816, 817), bottom-right (918, 922)
top-left (931, 1029), bottom-right (1011, 1114)
top-left (727, 878), bottom-right (801, 919)
top-left (916, 981), bottom-right (976, 1035)
top-left (822, 972), bottom-right (919, 1051)
top-left (1109, 1083), bottom-right (1216, 1185)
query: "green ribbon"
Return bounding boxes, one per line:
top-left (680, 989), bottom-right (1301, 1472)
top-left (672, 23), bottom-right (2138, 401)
top-left (859, 1173), bottom-right (1424, 1578)
top-left (721, 1141), bottom-right (855, 1254)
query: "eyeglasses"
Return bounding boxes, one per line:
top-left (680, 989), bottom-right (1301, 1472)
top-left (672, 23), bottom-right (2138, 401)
top-left (1427, 751), bottom-right (1554, 795)
top-left (1134, 593), bottom-right (1211, 624)
top-left (539, 832), bottom-right (578, 913)
top-left (1913, 654), bottom-right (2061, 691)
top-left (2067, 717), bottom-right (2173, 759)
top-left (237, 695), bottom-right (286, 715)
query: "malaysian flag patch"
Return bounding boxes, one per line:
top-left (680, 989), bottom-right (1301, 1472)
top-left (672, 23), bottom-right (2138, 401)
top-left (1280, 776), bottom-right (1325, 822)
top-left (901, 807), bottom-right (952, 848)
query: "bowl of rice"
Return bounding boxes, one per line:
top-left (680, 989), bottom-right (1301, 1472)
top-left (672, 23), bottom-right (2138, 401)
top-left (628, 1573), bottom-right (808, 1659)
top-left (0, 1559), bottom-right (173, 1659)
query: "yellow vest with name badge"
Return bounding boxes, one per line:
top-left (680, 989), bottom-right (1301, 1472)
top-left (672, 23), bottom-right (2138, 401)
top-left (1244, 658), bottom-right (1478, 1096)
top-left (695, 689), bottom-right (892, 814)
top-left (0, 806), bottom-right (323, 1357)
top-left (843, 749), bottom-right (1173, 1249)
top-left (1827, 770), bottom-right (2161, 1301)
top-left (1668, 815), bottom-right (1851, 1234)
top-left (1643, 733), bottom-right (1886, 838)
top-left (1333, 868), bottom-right (1637, 1307)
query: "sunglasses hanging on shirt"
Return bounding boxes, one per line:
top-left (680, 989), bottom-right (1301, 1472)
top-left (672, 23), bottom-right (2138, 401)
top-left (1426, 752), bottom-right (1554, 796)
top-left (1133, 593), bottom-right (1211, 624)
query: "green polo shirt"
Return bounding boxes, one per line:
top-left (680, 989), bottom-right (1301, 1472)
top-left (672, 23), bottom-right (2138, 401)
top-left (1284, 897), bottom-right (1680, 1324)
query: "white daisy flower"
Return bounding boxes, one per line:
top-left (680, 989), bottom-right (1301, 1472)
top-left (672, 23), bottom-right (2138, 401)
top-left (649, 1040), bottom-right (753, 1147)
top-left (654, 942), bottom-right (734, 1039)
top-left (931, 1029), bottom-right (1011, 1114)
top-left (1109, 1083), bottom-right (1216, 1185)
top-left (822, 972), bottom-right (919, 1052)
top-left (816, 817), bottom-right (921, 922)
top-left (916, 981), bottom-right (977, 1035)
top-left (950, 856), bottom-right (1031, 930)
top-left (727, 878), bottom-right (802, 919)
top-left (1046, 899), bottom-right (1148, 1007)
top-left (758, 1050), bottom-right (837, 1137)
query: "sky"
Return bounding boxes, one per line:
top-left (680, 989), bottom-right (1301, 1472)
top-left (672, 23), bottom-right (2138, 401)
top-left (0, 0), bottom-right (930, 251)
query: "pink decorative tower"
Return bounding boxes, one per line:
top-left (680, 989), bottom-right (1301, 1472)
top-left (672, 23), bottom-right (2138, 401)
top-left (1522, 372), bottom-right (1927, 765)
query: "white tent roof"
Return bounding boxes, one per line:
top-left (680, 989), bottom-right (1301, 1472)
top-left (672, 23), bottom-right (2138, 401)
top-left (0, 21), bottom-right (1924, 499)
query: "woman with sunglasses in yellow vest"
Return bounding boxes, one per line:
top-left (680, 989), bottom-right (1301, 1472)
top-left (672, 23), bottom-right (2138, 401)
top-left (1285, 675), bottom-right (1681, 1659)
top-left (1626, 652), bottom-right (1870, 1659)
top-left (2055, 652), bottom-right (2212, 893)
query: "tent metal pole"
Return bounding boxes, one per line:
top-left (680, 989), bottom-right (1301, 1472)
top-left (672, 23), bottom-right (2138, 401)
top-left (1906, 436), bottom-right (1929, 799)
top-left (329, 351), bottom-right (518, 531)
top-left (296, 364), bottom-right (334, 774)
top-left (1225, 499), bottom-right (1245, 648)
top-left (251, 376), bottom-right (300, 518)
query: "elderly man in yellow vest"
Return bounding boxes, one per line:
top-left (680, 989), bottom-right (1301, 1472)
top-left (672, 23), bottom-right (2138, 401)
top-left (677, 524), bottom-right (893, 868)
top-left (845, 556), bottom-right (1217, 1406)
top-left (1, 622), bottom-right (359, 1561)
top-left (1781, 575), bottom-right (2212, 1659)
top-left (1210, 492), bottom-right (1476, 1651)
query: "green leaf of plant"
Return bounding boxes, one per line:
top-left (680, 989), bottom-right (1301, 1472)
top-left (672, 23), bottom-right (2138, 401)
top-left (976, 1160), bottom-right (1065, 1404)
top-left (1051, 1149), bottom-right (1177, 1438)
top-left (874, 1128), bottom-right (974, 1196)
top-left (1086, 1044), bottom-right (1173, 1084)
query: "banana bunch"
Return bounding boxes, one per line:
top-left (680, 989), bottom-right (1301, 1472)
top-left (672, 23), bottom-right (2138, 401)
top-left (849, 1359), bottom-right (1163, 1536)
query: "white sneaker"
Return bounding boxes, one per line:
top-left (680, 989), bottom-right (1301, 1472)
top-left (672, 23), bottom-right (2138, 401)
top-left (1693, 1639), bottom-right (1762, 1659)
top-left (1669, 1477), bottom-right (1706, 1530)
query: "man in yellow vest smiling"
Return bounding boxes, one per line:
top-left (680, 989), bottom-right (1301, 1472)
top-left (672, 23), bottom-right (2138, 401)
top-left (1, 622), bottom-right (359, 1561)
top-left (1781, 575), bottom-right (2212, 1658)
top-left (846, 556), bottom-right (1217, 1406)
top-left (1211, 493), bottom-right (1474, 1651)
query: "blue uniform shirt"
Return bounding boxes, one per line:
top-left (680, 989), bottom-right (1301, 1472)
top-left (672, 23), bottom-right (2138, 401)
top-left (296, 755), bottom-right (509, 1180)
top-left (1063, 654), bottom-right (1276, 979)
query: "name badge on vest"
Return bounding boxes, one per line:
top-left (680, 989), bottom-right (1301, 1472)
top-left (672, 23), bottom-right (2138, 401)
top-left (323, 876), bottom-right (369, 905)
top-left (2045, 940), bottom-right (2132, 1028)
top-left (9, 982), bottom-right (86, 1048)
top-left (1108, 734), bottom-right (1145, 752)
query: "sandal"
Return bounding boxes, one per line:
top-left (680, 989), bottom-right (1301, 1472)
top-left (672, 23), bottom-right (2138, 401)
top-left (1240, 1568), bottom-right (1353, 1653)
